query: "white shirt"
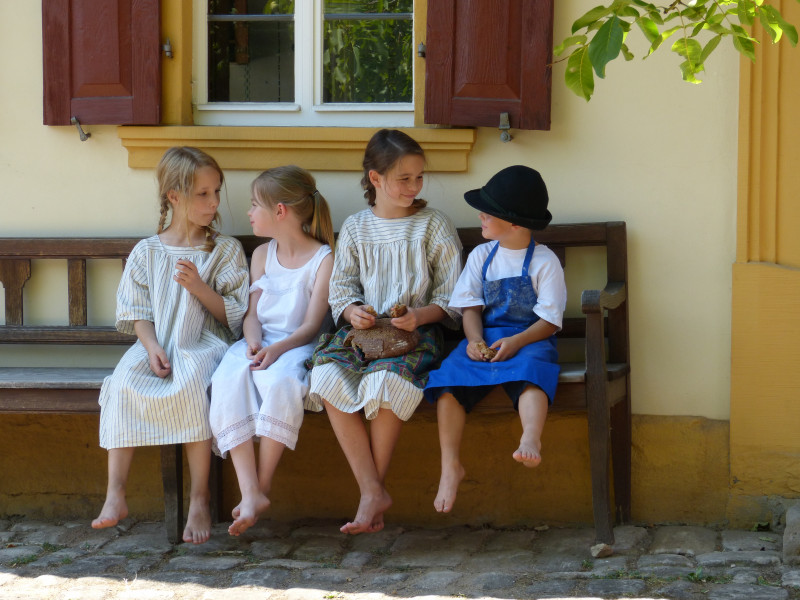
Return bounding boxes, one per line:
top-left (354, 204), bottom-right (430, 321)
top-left (448, 241), bottom-right (566, 329)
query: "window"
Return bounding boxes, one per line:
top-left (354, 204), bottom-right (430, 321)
top-left (194, 0), bottom-right (415, 127)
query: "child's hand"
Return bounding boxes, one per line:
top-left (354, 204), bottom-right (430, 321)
top-left (390, 307), bottom-right (418, 332)
top-left (250, 346), bottom-right (278, 370)
top-left (489, 335), bottom-right (524, 362)
top-left (466, 339), bottom-right (490, 361)
top-left (148, 346), bottom-right (172, 378)
top-left (245, 342), bottom-right (261, 361)
top-left (174, 259), bottom-right (204, 294)
top-left (350, 305), bottom-right (377, 330)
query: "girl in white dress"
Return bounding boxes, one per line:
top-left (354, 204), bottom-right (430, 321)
top-left (92, 147), bottom-right (250, 544)
top-left (210, 166), bottom-right (334, 536)
top-left (307, 129), bottom-right (462, 535)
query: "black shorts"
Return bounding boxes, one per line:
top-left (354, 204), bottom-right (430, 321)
top-left (430, 381), bottom-right (540, 413)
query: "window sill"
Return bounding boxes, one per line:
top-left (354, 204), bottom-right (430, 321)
top-left (117, 126), bottom-right (476, 172)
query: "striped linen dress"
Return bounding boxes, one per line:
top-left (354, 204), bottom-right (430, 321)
top-left (99, 235), bottom-right (249, 449)
top-left (306, 207), bottom-right (462, 421)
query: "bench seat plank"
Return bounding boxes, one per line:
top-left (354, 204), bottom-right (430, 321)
top-left (0, 363), bottom-right (629, 390)
top-left (0, 367), bottom-right (113, 389)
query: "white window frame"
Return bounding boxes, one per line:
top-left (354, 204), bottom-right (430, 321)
top-left (192, 0), bottom-right (414, 127)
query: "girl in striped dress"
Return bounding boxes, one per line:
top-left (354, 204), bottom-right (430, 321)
top-left (306, 129), bottom-right (463, 534)
top-left (92, 147), bottom-right (250, 544)
top-left (209, 166), bottom-right (334, 537)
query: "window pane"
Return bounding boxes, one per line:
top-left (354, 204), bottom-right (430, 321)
top-left (208, 0), bottom-right (294, 16)
top-left (322, 1), bottom-right (412, 104)
top-left (324, 0), bottom-right (412, 14)
top-left (207, 1), bottom-right (295, 102)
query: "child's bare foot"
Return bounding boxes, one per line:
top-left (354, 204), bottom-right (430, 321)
top-left (340, 489), bottom-right (392, 535)
top-left (434, 462), bottom-right (465, 513)
top-left (513, 441), bottom-right (542, 468)
top-left (91, 492), bottom-right (128, 529)
top-left (183, 496), bottom-right (212, 544)
top-left (228, 493), bottom-right (271, 536)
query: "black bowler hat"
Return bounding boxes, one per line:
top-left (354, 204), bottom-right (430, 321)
top-left (464, 165), bottom-right (552, 230)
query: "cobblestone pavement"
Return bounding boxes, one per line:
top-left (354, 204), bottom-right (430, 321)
top-left (2, 513), bottom-right (800, 600)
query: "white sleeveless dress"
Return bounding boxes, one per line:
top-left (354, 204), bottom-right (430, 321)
top-left (210, 240), bottom-right (332, 455)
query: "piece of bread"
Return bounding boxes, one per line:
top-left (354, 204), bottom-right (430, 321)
top-left (389, 303), bottom-right (407, 318)
top-left (344, 319), bottom-right (420, 360)
top-left (475, 340), bottom-right (497, 360)
top-left (361, 305), bottom-right (378, 317)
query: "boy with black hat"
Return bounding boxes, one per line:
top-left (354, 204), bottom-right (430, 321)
top-left (423, 165), bottom-right (567, 514)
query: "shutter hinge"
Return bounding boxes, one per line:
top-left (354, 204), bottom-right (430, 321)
top-left (163, 38), bottom-right (173, 59)
top-left (417, 42), bottom-right (426, 58)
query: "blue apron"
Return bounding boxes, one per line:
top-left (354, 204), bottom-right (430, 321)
top-left (424, 240), bottom-right (560, 407)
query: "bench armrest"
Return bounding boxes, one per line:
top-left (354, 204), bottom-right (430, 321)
top-left (580, 281), bottom-right (627, 314)
top-left (580, 281), bottom-right (628, 382)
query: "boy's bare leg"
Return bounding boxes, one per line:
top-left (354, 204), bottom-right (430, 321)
top-left (183, 439), bottom-right (212, 544)
top-left (92, 447), bottom-right (135, 529)
top-left (228, 438), bottom-right (272, 536)
top-left (513, 385), bottom-right (548, 468)
top-left (324, 400), bottom-right (392, 535)
top-left (364, 407), bottom-right (404, 531)
top-left (434, 393), bottom-right (466, 513)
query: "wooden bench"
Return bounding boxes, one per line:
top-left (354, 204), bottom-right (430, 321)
top-left (0, 222), bottom-right (630, 545)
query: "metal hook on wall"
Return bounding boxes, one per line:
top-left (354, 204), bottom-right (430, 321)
top-left (70, 117), bottom-right (91, 142)
top-left (499, 112), bottom-right (513, 143)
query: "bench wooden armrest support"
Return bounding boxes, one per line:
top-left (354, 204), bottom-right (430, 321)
top-left (0, 222), bottom-right (631, 545)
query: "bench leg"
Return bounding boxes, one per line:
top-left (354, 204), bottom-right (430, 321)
top-left (160, 444), bottom-right (184, 544)
top-left (587, 390), bottom-right (615, 546)
top-left (209, 454), bottom-right (224, 523)
top-left (610, 391), bottom-right (632, 523)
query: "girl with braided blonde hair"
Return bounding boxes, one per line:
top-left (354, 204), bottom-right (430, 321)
top-left (156, 146), bottom-right (224, 251)
top-left (210, 165), bottom-right (334, 536)
top-left (93, 147), bottom-right (249, 544)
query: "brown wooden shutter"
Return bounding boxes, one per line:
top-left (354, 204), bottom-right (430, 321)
top-left (42, 0), bottom-right (161, 126)
top-left (424, 0), bottom-right (553, 131)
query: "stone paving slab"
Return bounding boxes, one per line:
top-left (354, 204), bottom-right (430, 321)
top-left (0, 517), bottom-right (800, 599)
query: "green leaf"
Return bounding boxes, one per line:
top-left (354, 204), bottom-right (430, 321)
top-left (679, 59), bottom-right (703, 83)
top-left (621, 43), bottom-right (635, 60)
top-left (636, 16), bottom-right (660, 43)
top-left (566, 46), bottom-right (595, 100)
top-left (700, 34), bottom-right (722, 63)
top-left (733, 32), bottom-right (757, 61)
top-left (554, 35), bottom-right (588, 57)
top-left (572, 5), bottom-right (613, 33)
top-left (647, 25), bottom-right (680, 56)
top-left (616, 6), bottom-right (640, 18)
top-left (758, 8), bottom-right (781, 43)
top-left (738, 0), bottom-right (755, 26)
top-left (672, 36), bottom-right (702, 62)
top-left (588, 15), bottom-right (624, 77)
top-left (763, 5), bottom-right (799, 45)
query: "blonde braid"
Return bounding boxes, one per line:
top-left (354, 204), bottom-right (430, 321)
top-left (157, 198), bottom-right (170, 233)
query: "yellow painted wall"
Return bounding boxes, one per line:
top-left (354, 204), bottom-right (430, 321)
top-left (730, 0), bottom-right (800, 520)
top-left (0, 2), bottom-right (746, 524)
top-left (0, 413), bottom-right (729, 528)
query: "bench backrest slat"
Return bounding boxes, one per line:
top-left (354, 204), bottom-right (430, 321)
top-left (0, 223), bottom-right (627, 355)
